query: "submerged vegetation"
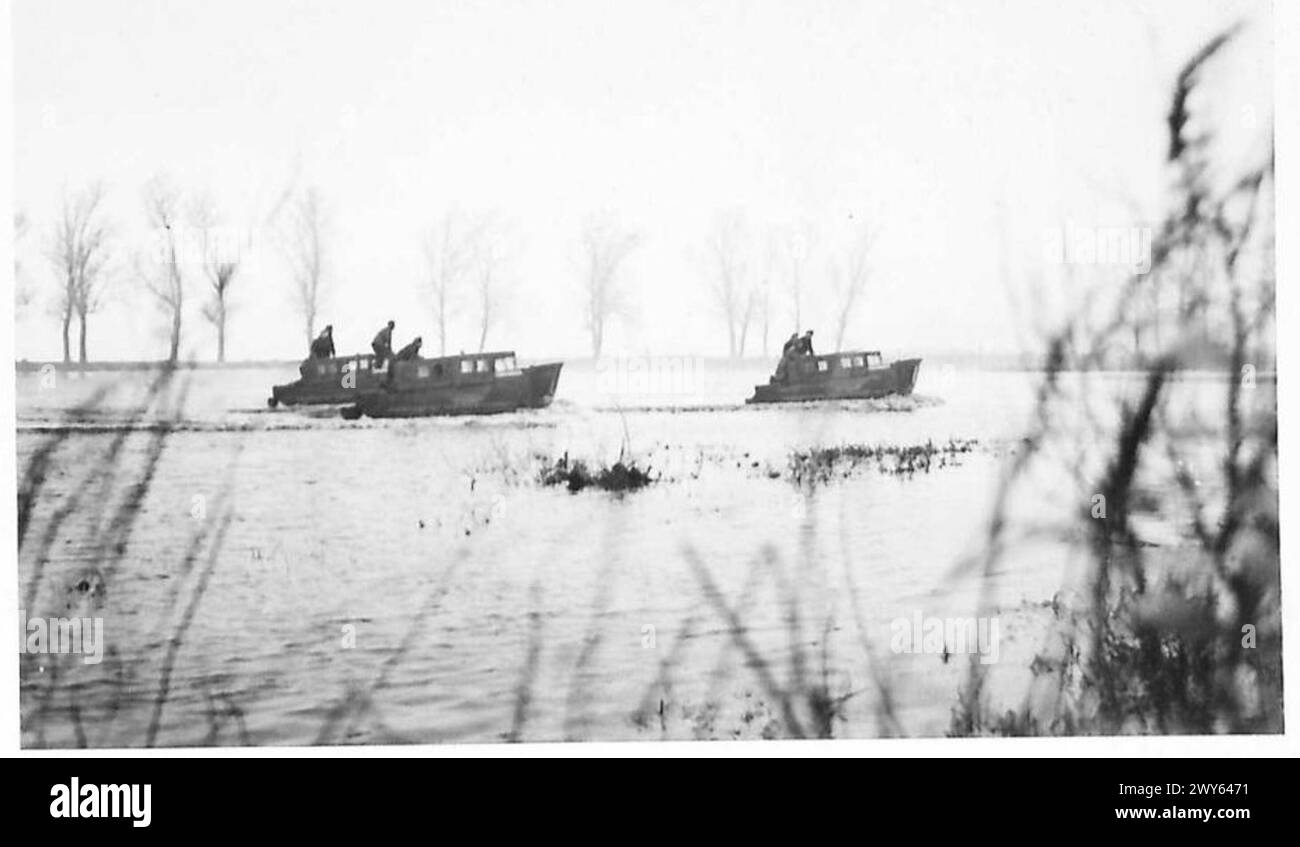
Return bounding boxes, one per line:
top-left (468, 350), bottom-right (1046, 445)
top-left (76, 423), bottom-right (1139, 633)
top-left (789, 438), bottom-right (979, 483)
top-left (538, 451), bottom-right (657, 493)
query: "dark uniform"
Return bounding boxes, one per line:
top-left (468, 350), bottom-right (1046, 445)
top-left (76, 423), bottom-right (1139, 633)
top-left (309, 326), bottom-right (335, 359)
top-left (394, 337), bottom-right (423, 362)
top-left (371, 321), bottom-right (395, 367)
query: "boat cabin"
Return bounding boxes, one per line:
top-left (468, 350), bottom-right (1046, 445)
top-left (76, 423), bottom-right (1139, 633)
top-left (784, 349), bottom-right (886, 381)
top-left (300, 351), bottom-right (523, 386)
top-left (396, 351), bottom-right (521, 384)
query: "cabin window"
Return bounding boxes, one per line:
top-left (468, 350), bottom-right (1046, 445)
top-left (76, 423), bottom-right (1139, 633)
top-left (460, 360), bottom-right (473, 374)
top-left (840, 357), bottom-right (853, 369)
top-left (417, 365), bottom-right (430, 378)
top-left (476, 359), bottom-right (490, 373)
top-left (817, 360), bottom-right (829, 372)
top-left (499, 356), bottom-right (517, 372)
top-left (359, 359), bottom-right (369, 371)
top-left (852, 356), bottom-right (865, 367)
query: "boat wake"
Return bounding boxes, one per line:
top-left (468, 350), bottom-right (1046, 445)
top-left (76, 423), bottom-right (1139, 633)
top-left (748, 393), bottom-right (945, 413)
top-left (18, 393), bottom-right (945, 435)
top-left (589, 402), bottom-right (747, 414)
top-left (18, 409), bottom-right (564, 435)
top-left (587, 394), bottom-right (944, 415)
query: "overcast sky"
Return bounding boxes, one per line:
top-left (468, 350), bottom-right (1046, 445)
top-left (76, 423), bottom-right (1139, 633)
top-left (11, 0), bottom-right (1272, 362)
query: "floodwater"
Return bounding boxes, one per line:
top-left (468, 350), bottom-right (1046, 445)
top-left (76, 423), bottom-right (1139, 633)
top-left (15, 358), bottom-right (1261, 746)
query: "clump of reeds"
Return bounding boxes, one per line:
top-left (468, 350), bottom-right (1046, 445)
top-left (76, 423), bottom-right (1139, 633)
top-left (950, 24), bottom-right (1281, 737)
top-left (789, 438), bottom-right (978, 484)
top-left (538, 451), bottom-right (656, 493)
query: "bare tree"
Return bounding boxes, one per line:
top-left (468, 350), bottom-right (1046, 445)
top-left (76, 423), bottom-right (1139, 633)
top-left (706, 213), bottom-right (757, 358)
top-left (140, 176), bottom-right (185, 363)
top-left (778, 222), bottom-right (816, 332)
top-left (48, 184), bottom-right (111, 363)
top-left (580, 214), bottom-right (639, 358)
top-left (191, 195), bottom-right (240, 363)
top-left (423, 213), bottom-right (483, 355)
top-left (285, 187), bottom-right (328, 351)
top-left (48, 219), bottom-right (77, 364)
top-left (473, 221), bottom-right (512, 353)
top-left (830, 223), bottom-right (875, 351)
top-left (72, 240), bottom-right (111, 364)
top-left (204, 263), bottom-right (239, 363)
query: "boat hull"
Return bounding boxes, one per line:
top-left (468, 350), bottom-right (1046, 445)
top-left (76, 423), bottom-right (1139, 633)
top-left (350, 362), bottom-right (563, 418)
top-left (270, 357), bottom-right (385, 407)
top-left (747, 357), bottom-right (921, 404)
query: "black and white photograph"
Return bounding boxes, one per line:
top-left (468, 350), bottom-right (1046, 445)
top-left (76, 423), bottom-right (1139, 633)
top-left (3, 0), bottom-right (1294, 766)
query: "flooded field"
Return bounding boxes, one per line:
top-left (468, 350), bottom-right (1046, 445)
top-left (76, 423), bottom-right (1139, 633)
top-left (15, 360), bottom-right (1273, 746)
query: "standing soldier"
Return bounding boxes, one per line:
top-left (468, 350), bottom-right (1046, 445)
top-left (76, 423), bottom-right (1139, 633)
top-left (372, 320), bottom-right (395, 367)
top-left (309, 325), bottom-right (336, 359)
top-left (799, 330), bottom-right (816, 356)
